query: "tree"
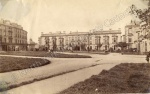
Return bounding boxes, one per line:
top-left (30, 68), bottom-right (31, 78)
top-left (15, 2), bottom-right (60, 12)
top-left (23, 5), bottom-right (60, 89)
top-left (81, 43), bottom-right (86, 51)
top-left (130, 1), bottom-right (150, 25)
top-left (45, 37), bottom-right (50, 51)
top-left (130, 1), bottom-right (150, 40)
top-left (52, 38), bottom-right (57, 51)
top-left (97, 43), bottom-right (102, 50)
top-left (116, 42), bottom-right (128, 51)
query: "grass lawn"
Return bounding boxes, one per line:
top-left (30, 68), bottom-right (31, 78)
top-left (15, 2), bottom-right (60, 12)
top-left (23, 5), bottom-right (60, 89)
top-left (0, 51), bottom-right (92, 58)
top-left (0, 56), bottom-right (50, 73)
top-left (60, 63), bottom-right (150, 94)
top-left (68, 51), bottom-right (109, 55)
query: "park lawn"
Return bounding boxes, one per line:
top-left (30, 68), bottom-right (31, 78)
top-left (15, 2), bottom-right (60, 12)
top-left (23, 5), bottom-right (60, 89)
top-left (0, 56), bottom-right (50, 73)
top-left (54, 53), bottom-right (92, 58)
top-left (60, 63), bottom-right (150, 94)
top-left (70, 51), bottom-right (109, 55)
top-left (0, 51), bottom-right (92, 58)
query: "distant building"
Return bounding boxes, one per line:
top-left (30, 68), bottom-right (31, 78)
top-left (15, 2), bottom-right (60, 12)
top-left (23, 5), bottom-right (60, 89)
top-left (139, 21), bottom-right (150, 53)
top-left (39, 29), bottom-right (121, 51)
top-left (0, 19), bottom-right (28, 51)
top-left (121, 35), bottom-right (126, 42)
top-left (124, 20), bottom-right (150, 53)
top-left (28, 39), bottom-right (39, 51)
top-left (125, 20), bottom-right (140, 52)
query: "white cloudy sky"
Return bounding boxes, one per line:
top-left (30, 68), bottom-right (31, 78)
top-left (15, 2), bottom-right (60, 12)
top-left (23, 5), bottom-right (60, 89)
top-left (0, 0), bottom-right (148, 42)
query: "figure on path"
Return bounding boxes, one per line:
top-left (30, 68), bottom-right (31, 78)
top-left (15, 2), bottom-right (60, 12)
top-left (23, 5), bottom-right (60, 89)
top-left (146, 51), bottom-right (150, 63)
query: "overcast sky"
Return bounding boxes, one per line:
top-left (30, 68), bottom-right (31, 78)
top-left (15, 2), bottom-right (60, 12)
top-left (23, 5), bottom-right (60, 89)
top-left (0, 0), bottom-right (148, 42)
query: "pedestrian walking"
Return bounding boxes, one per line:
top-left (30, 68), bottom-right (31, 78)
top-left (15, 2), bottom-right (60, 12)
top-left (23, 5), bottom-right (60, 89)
top-left (146, 51), bottom-right (150, 63)
top-left (146, 55), bottom-right (149, 63)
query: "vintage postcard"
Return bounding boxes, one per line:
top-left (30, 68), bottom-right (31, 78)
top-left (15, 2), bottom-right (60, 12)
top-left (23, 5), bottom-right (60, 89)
top-left (0, 0), bottom-right (150, 94)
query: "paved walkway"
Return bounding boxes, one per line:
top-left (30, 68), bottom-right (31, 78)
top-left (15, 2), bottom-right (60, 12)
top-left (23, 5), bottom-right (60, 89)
top-left (6, 63), bottom-right (118, 94)
top-left (0, 54), bottom-right (102, 92)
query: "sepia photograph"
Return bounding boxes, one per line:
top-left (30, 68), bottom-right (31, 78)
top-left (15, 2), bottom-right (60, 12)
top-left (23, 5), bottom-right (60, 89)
top-left (0, 0), bottom-right (150, 94)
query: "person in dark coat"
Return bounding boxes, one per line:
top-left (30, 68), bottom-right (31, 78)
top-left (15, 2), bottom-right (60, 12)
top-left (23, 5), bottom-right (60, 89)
top-left (146, 51), bottom-right (150, 63)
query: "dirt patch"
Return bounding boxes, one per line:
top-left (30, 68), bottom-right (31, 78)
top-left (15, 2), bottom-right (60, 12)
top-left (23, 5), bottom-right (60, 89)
top-left (0, 56), bottom-right (50, 73)
top-left (60, 63), bottom-right (150, 93)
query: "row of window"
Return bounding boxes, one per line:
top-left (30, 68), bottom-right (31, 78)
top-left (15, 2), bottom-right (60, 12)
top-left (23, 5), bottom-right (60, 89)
top-left (0, 25), bottom-right (25, 33)
top-left (0, 29), bottom-right (27, 36)
top-left (15, 34), bottom-right (27, 39)
top-left (0, 38), bottom-right (27, 44)
top-left (45, 37), bottom-right (118, 41)
top-left (46, 40), bottom-right (118, 45)
top-left (0, 30), bottom-right (27, 39)
top-left (15, 39), bottom-right (27, 44)
top-left (45, 37), bottom-right (119, 44)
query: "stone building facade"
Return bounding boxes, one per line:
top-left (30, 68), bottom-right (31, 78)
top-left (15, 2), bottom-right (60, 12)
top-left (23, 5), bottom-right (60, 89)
top-left (125, 21), bottom-right (140, 51)
top-left (124, 21), bottom-right (150, 53)
top-left (39, 29), bottom-right (121, 51)
top-left (0, 19), bottom-right (28, 51)
top-left (139, 22), bottom-right (150, 53)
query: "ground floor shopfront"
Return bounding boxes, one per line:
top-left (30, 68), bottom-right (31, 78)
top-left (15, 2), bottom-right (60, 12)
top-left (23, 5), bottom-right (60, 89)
top-left (0, 43), bottom-right (28, 51)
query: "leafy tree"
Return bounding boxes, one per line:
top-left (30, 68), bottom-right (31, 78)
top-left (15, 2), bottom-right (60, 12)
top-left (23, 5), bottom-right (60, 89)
top-left (97, 43), bottom-right (102, 50)
top-left (81, 43), bottom-right (86, 51)
top-left (130, 1), bottom-right (150, 39)
top-left (52, 39), bottom-right (57, 51)
top-left (130, 1), bottom-right (150, 24)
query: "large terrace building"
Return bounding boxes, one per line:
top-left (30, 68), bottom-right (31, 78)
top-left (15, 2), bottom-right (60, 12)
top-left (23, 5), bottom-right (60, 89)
top-left (0, 19), bottom-right (28, 51)
top-left (39, 29), bottom-right (121, 51)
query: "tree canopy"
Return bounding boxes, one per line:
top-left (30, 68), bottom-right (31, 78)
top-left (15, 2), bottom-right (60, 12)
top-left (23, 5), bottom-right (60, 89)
top-left (130, 1), bottom-right (150, 24)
